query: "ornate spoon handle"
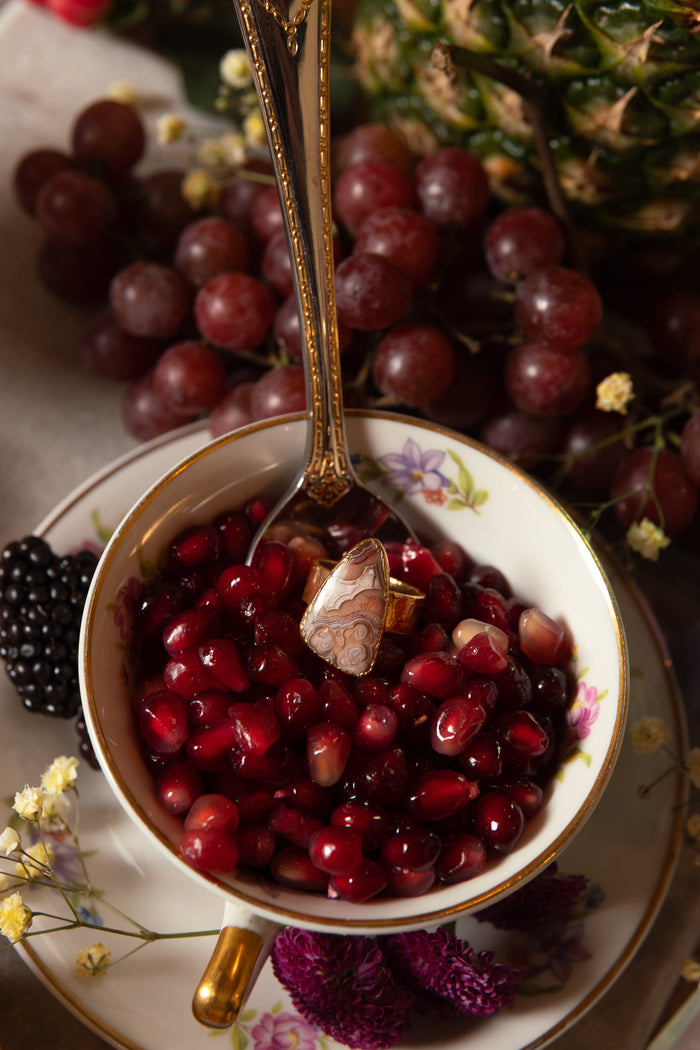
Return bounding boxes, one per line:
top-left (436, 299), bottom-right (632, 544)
top-left (233, 0), bottom-right (351, 506)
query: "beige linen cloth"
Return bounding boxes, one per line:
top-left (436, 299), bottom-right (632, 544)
top-left (1, 3), bottom-right (700, 1048)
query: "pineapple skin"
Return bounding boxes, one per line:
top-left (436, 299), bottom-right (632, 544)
top-left (351, 0), bottom-right (700, 235)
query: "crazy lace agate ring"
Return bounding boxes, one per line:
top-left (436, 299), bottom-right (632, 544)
top-left (300, 538), bottom-right (424, 677)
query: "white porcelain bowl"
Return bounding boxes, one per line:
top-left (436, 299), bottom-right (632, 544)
top-left (79, 410), bottom-right (628, 1021)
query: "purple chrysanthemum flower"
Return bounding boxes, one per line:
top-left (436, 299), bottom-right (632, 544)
top-left (271, 929), bottom-right (412, 1050)
top-left (383, 927), bottom-right (521, 1019)
top-left (474, 862), bottom-right (590, 930)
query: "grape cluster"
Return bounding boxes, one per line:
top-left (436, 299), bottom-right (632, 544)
top-left (13, 98), bottom-right (700, 558)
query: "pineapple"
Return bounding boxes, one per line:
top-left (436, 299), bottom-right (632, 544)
top-left (351, 0), bottom-right (700, 235)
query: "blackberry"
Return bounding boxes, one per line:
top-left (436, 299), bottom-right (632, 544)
top-left (0, 535), bottom-right (99, 718)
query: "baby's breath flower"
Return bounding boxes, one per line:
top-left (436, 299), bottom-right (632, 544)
top-left (0, 891), bottom-right (32, 943)
top-left (16, 841), bottom-right (54, 881)
top-left (685, 747), bottom-right (700, 789)
top-left (198, 131), bottom-right (247, 170)
top-left (41, 792), bottom-right (70, 823)
top-left (41, 756), bottom-right (78, 796)
top-left (686, 812), bottom-right (700, 842)
top-left (220, 48), bottom-right (252, 89)
top-left (13, 786), bottom-right (45, 822)
top-left (76, 942), bottom-right (112, 976)
top-left (682, 957), bottom-right (700, 983)
top-left (182, 169), bottom-right (220, 209)
top-left (626, 519), bottom-right (671, 562)
top-left (156, 113), bottom-right (186, 146)
top-left (596, 371), bottom-right (634, 414)
top-left (243, 108), bottom-right (266, 149)
top-left (631, 716), bottom-right (671, 755)
top-left (108, 81), bottom-right (139, 105)
top-left (0, 827), bottom-right (21, 858)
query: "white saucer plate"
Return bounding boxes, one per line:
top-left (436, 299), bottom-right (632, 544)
top-left (1, 423), bottom-right (686, 1050)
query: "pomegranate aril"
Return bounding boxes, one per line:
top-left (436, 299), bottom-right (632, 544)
top-left (387, 683), bottom-right (435, 747)
top-left (236, 823), bottom-right (276, 868)
top-left (388, 865), bottom-right (437, 897)
top-left (252, 541), bottom-right (296, 601)
top-left (329, 857), bottom-right (388, 902)
top-left (307, 721), bottom-right (352, 787)
top-left (246, 643), bottom-right (299, 686)
top-left (268, 803), bottom-right (324, 848)
top-left (381, 826), bottom-right (440, 871)
top-left (470, 587), bottom-right (511, 632)
top-left (408, 768), bottom-right (478, 821)
top-left (187, 690), bottom-right (231, 728)
top-left (275, 678), bottom-right (321, 738)
top-left (409, 622), bottom-right (450, 655)
top-left (354, 746), bottom-right (409, 807)
top-left (494, 709), bottom-right (550, 759)
top-left (255, 610), bottom-right (305, 656)
top-left (271, 845), bottom-right (329, 892)
top-left (136, 582), bottom-right (185, 639)
top-left (519, 608), bottom-right (568, 665)
top-left (492, 656), bottom-right (533, 711)
top-left (162, 605), bottom-right (220, 654)
top-left (228, 702), bottom-right (281, 755)
top-left (351, 676), bottom-right (392, 708)
top-left (156, 761), bottom-right (203, 815)
top-left (431, 695), bottom-right (487, 756)
top-left (199, 638), bottom-right (249, 692)
top-left (167, 524), bottom-right (220, 571)
top-left (530, 666), bottom-right (569, 716)
top-left (423, 573), bottom-right (463, 630)
top-left (352, 703), bottom-right (399, 751)
top-left (318, 679), bottom-right (359, 731)
top-left (399, 540), bottom-right (443, 591)
top-left (214, 509), bottom-right (254, 563)
top-left (187, 719), bottom-right (238, 771)
top-left (139, 690), bottom-right (188, 754)
top-left (184, 793), bottom-right (240, 835)
top-left (458, 731), bottom-right (502, 779)
top-left (457, 630), bottom-right (509, 675)
top-left (494, 776), bottom-right (544, 818)
top-left (231, 742), bottom-right (300, 785)
top-left (400, 650), bottom-right (466, 699)
top-left (217, 564), bottom-right (262, 611)
top-left (309, 826), bottom-right (363, 875)
top-left (273, 777), bottom-right (334, 817)
top-left (330, 801), bottom-right (392, 852)
top-left (180, 828), bottom-right (238, 873)
top-left (226, 783), bottom-right (277, 823)
top-left (435, 832), bottom-right (487, 884)
top-left (471, 791), bottom-right (525, 854)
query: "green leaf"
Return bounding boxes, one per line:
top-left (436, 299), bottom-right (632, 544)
top-left (446, 449), bottom-right (475, 499)
top-left (357, 457), bottom-right (386, 483)
top-left (471, 488), bottom-right (489, 507)
top-left (90, 509), bottom-right (113, 546)
top-left (446, 498), bottom-right (468, 511)
top-left (239, 1009), bottom-right (257, 1023)
top-left (271, 1001), bottom-right (283, 1014)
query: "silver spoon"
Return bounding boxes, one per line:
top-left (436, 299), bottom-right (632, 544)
top-left (230, 0), bottom-right (416, 557)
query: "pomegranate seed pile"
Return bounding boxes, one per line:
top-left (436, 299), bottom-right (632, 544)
top-left (129, 500), bottom-right (574, 903)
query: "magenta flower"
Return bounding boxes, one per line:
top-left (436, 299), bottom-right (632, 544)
top-left (530, 921), bottom-right (591, 983)
top-left (378, 439), bottom-right (449, 495)
top-left (474, 863), bottom-right (590, 930)
top-left (567, 681), bottom-right (600, 740)
top-left (271, 929), bottom-right (412, 1050)
top-left (383, 928), bottom-right (521, 1019)
top-left (250, 1010), bottom-right (319, 1050)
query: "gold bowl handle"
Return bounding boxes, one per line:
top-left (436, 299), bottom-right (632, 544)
top-left (192, 910), bottom-right (279, 1029)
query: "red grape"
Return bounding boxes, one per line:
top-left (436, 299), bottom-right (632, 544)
top-left (333, 158), bottom-right (415, 235)
top-left (373, 323), bottom-right (455, 406)
top-left (110, 261), bottom-right (192, 339)
top-left (354, 206), bottom-right (438, 291)
top-left (175, 217), bottom-right (250, 287)
top-left (484, 207), bottom-right (566, 284)
top-left (335, 253), bottom-right (411, 330)
top-left (415, 148), bottom-right (489, 230)
top-left (514, 266), bottom-right (602, 351)
top-left (194, 272), bottom-right (276, 351)
top-left (153, 342), bottom-right (227, 416)
top-left (506, 341), bottom-right (591, 416)
top-left (71, 98), bottom-right (146, 177)
top-left (610, 447), bottom-right (699, 536)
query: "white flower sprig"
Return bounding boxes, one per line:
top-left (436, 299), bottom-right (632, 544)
top-left (0, 757), bottom-right (218, 974)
